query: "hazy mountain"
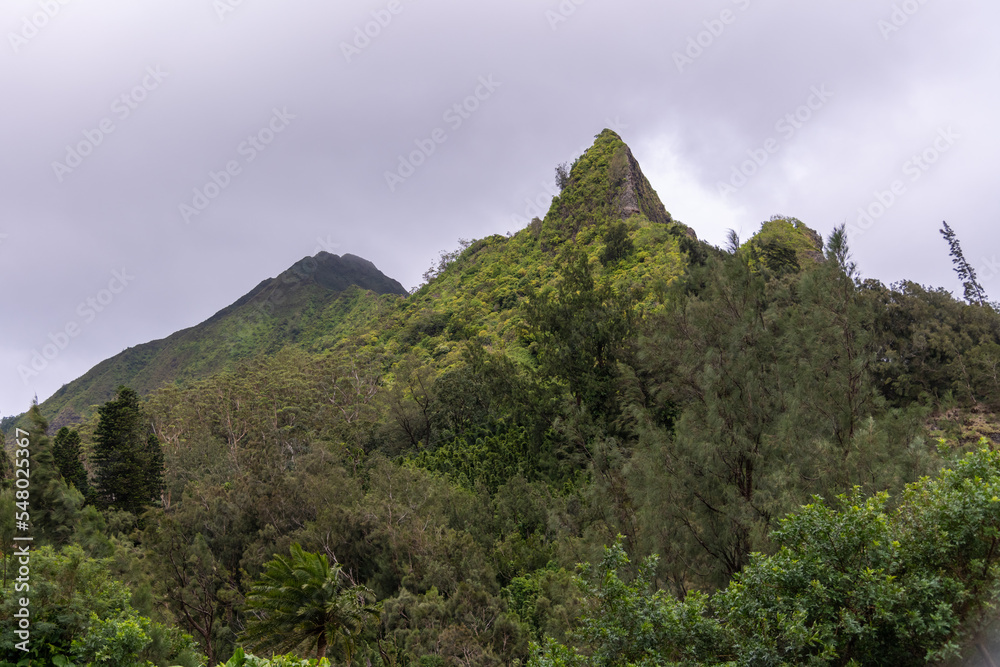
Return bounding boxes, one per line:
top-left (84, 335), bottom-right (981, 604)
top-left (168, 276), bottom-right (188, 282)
top-left (35, 252), bottom-right (405, 428)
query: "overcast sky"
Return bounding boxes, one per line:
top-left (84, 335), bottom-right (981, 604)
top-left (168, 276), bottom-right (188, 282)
top-left (2, 0), bottom-right (997, 415)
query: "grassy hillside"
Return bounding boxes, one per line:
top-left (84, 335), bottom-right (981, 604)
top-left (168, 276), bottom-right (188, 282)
top-left (34, 252), bottom-right (406, 428)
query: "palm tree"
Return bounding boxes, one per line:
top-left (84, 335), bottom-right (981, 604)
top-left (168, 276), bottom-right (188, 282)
top-left (242, 544), bottom-right (379, 662)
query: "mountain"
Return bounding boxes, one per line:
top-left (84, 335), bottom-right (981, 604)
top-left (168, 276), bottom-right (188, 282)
top-left (35, 129), bottom-right (708, 428)
top-left (7, 129), bottom-right (1000, 666)
top-left (368, 129), bottom-right (707, 370)
top-left (36, 252), bottom-right (406, 428)
top-left (30, 130), bottom-right (818, 429)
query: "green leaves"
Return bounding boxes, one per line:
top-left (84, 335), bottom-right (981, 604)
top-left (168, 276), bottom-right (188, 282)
top-left (536, 448), bottom-right (1000, 665)
top-left (92, 386), bottom-right (164, 515)
top-left (53, 427), bottom-right (91, 501)
top-left (940, 221), bottom-right (989, 307)
top-left (0, 545), bottom-right (203, 666)
top-left (524, 246), bottom-right (636, 420)
top-left (222, 646), bottom-right (333, 666)
top-left (530, 538), bottom-right (728, 667)
top-left (243, 544), bottom-right (378, 662)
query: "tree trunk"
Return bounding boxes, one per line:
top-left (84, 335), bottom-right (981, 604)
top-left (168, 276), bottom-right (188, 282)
top-left (316, 630), bottom-right (328, 660)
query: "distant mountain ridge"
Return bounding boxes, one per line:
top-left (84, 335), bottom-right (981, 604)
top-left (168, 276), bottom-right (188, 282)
top-left (35, 251), bottom-right (405, 428)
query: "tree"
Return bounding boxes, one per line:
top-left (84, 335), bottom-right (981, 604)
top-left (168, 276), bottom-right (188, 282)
top-left (0, 544), bottom-right (204, 665)
top-left (716, 444), bottom-right (1000, 665)
top-left (629, 229), bottom-right (926, 591)
top-left (92, 386), bottom-right (164, 514)
top-left (530, 538), bottom-right (726, 667)
top-left (53, 426), bottom-right (91, 501)
top-left (24, 403), bottom-right (85, 546)
top-left (243, 544), bottom-right (379, 663)
top-left (534, 446), bottom-right (1000, 666)
top-left (940, 221), bottom-right (988, 306)
top-left (555, 162), bottom-right (571, 192)
top-left (598, 221), bottom-right (634, 267)
top-left (143, 513), bottom-right (238, 666)
top-left (524, 247), bottom-right (636, 418)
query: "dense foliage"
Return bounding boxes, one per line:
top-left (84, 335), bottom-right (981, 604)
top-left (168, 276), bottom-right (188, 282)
top-left (2, 131), bottom-right (999, 666)
top-left (533, 445), bottom-right (1000, 666)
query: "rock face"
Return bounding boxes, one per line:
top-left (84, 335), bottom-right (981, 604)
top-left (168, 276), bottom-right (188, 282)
top-left (544, 129), bottom-right (698, 241)
top-left (611, 139), bottom-right (672, 225)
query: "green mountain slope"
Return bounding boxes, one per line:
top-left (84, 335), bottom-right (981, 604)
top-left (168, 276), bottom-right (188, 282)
top-left (37, 252), bottom-right (406, 428)
top-left (33, 129), bottom-right (708, 429)
top-left (347, 130), bottom-right (706, 371)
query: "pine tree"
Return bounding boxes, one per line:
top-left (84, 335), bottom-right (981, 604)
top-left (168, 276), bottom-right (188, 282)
top-left (940, 221), bottom-right (987, 305)
top-left (598, 221), bottom-right (634, 266)
top-left (629, 230), bottom-right (918, 590)
top-left (25, 403), bottom-right (84, 545)
top-left (53, 427), bottom-right (91, 501)
top-left (92, 386), bottom-right (164, 514)
top-left (555, 162), bottom-right (571, 192)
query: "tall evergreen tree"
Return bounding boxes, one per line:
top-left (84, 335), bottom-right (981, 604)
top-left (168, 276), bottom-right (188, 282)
top-left (940, 221), bottom-right (988, 305)
top-left (598, 221), bottom-right (634, 266)
top-left (92, 386), bottom-right (164, 514)
top-left (25, 403), bottom-right (84, 545)
top-left (629, 228), bottom-right (926, 590)
top-left (52, 426), bottom-right (91, 501)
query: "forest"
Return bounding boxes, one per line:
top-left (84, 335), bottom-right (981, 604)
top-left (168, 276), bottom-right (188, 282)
top-left (3, 130), bottom-right (1000, 666)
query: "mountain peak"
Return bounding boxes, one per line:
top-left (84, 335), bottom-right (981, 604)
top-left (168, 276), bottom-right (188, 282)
top-left (543, 129), bottom-right (695, 241)
top-left (35, 251), bottom-right (405, 428)
top-left (278, 252), bottom-right (406, 295)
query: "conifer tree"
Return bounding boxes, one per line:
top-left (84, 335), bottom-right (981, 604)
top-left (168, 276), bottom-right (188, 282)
top-left (25, 403), bottom-right (84, 545)
top-left (940, 221), bottom-right (987, 305)
top-left (92, 386), bottom-right (164, 514)
top-left (598, 222), bottom-right (634, 266)
top-left (524, 247), bottom-right (635, 418)
top-left (630, 227), bottom-right (920, 590)
top-left (53, 426), bottom-right (91, 501)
